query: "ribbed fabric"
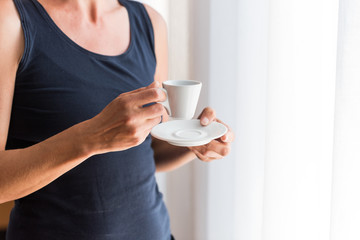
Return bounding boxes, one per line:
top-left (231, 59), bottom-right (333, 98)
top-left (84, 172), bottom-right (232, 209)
top-left (6, 0), bottom-right (170, 239)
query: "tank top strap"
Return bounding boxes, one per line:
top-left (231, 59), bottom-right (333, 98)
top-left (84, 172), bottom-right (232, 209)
top-left (13, 0), bottom-right (39, 74)
top-left (120, 0), bottom-right (156, 58)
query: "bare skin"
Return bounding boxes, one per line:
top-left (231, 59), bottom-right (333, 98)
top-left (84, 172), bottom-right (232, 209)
top-left (0, 0), bottom-right (234, 204)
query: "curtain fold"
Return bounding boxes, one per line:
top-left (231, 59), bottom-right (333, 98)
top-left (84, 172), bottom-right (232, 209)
top-left (331, 0), bottom-right (360, 239)
top-left (263, 1), bottom-right (338, 239)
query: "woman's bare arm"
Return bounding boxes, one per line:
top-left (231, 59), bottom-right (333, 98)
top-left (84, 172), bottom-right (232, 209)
top-left (0, 1), bottom-right (101, 204)
top-left (0, 0), bottom-right (23, 152)
top-left (0, 3), bottom-right (92, 200)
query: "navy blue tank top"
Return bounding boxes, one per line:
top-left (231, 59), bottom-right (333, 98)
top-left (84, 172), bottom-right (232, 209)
top-left (6, 0), bottom-right (171, 239)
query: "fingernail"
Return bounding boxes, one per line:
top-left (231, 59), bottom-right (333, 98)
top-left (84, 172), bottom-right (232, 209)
top-left (201, 117), bottom-right (209, 125)
top-left (206, 151), bottom-right (218, 158)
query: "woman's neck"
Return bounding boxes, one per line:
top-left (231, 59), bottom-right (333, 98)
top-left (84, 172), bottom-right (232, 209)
top-left (39, 0), bottom-right (120, 24)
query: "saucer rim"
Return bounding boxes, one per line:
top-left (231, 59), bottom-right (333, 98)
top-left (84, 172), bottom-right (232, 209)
top-left (167, 139), bottom-right (212, 147)
top-left (151, 119), bottom-right (227, 145)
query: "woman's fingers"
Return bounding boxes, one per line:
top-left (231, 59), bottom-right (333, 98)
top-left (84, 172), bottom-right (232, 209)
top-left (131, 88), bottom-right (166, 107)
top-left (120, 81), bottom-right (166, 107)
top-left (215, 118), bottom-right (235, 143)
top-left (189, 139), bottom-right (231, 162)
top-left (187, 107), bottom-right (234, 162)
top-left (198, 107), bottom-right (234, 143)
top-left (91, 82), bottom-right (167, 152)
top-left (190, 149), bottom-right (213, 162)
top-left (140, 103), bottom-right (167, 120)
top-left (198, 107), bottom-right (216, 126)
top-left (144, 116), bottom-right (163, 132)
top-left (191, 147), bottom-right (223, 162)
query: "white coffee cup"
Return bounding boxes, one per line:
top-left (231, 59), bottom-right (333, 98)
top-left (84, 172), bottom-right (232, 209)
top-left (160, 80), bottom-right (202, 120)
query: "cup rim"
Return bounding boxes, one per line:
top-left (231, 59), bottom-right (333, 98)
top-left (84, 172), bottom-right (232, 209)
top-left (163, 80), bottom-right (202, 87)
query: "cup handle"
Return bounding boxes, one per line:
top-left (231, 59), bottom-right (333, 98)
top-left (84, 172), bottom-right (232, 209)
top-left (158, 88), bottom-right (171, 116)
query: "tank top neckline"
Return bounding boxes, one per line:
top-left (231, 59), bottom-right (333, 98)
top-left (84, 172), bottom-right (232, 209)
top-left (31, 0), bottom-right (135, 60)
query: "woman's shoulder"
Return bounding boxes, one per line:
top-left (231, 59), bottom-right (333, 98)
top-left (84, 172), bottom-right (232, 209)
top-left (141, 3), bottom-right (168, 82)
top-left (0, 0), bottom-right (24, 66)
top-left (0, 0), bottom-right (21, 24)
top-left (142, 3), bottom-right (167, 36)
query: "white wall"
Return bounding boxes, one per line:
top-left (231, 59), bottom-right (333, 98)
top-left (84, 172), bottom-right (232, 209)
top-left (191, 0), bottom-right (240, 239)
top-left (235, 0), bottom-right (269, 239)
top-left (331, 0), bottom-right (360, 239)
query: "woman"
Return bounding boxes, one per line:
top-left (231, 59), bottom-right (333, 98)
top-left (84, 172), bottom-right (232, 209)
top-left (0, 0), bottom-right (234, 239)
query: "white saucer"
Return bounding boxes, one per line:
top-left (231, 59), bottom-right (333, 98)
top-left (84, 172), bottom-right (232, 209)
top-left (151, 119), bottom-right (228, 147)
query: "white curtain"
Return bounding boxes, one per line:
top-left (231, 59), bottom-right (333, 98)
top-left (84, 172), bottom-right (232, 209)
top-left (331, 0), bottom-right (360, 239)
top-left (142, 0), bottom-right (360, 239)
top-left (262, 0), bottom-right (338, 239)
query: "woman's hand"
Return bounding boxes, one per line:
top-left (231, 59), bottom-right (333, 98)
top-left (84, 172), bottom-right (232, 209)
top-left (188, 107), bottom-right (235, 162)
top-left (85, 82), bottom-right (167, 154)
